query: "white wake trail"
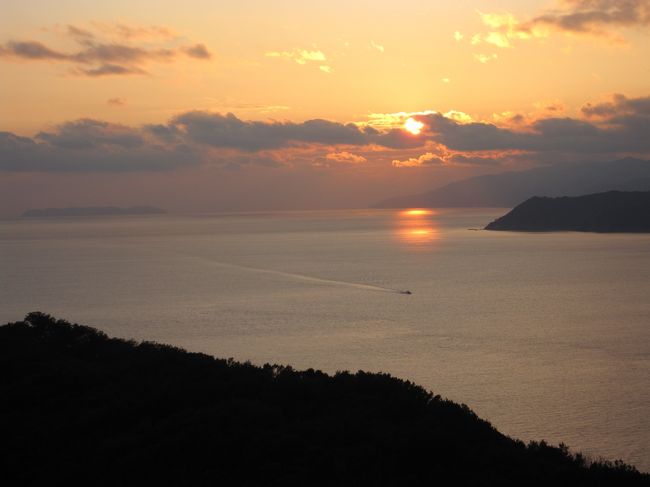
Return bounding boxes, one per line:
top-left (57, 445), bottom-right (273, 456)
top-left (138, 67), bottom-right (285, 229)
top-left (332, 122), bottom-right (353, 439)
top-left (190, 256), bottom-right (411, 294)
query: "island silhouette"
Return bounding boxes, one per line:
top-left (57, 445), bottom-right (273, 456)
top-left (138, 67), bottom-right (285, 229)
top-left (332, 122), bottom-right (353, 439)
top-left (22, 206), bottom-right (166, 218)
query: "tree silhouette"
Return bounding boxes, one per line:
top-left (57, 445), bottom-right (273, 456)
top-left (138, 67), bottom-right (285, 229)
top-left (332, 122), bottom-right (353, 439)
top-left (0, 312), bottom-right (647, 486)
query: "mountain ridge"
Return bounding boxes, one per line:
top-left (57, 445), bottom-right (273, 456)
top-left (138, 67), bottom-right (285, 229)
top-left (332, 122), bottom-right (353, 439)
top-left (374, 158), bottom-right (650, 208)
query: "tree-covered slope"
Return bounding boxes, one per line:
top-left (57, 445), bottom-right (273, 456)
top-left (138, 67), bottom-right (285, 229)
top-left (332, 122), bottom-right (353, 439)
top-left (1, 313), bottom-right (647, 486)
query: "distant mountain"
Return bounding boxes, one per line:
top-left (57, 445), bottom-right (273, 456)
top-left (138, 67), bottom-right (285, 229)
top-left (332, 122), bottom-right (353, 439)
top-left (374, 158), bottom-right (650, 208)
top-left (485, 191), bottom-right (650, 232)
top-left (22, 206), bottom-right (166, 218)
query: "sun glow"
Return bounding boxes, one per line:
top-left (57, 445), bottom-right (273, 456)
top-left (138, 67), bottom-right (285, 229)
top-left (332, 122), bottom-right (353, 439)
top-left (404, 117), bottom-right (424, 135)
top-left (409, 228), bottom-right (434, 237)
top-left (402, 209), bottom-right (433, 217)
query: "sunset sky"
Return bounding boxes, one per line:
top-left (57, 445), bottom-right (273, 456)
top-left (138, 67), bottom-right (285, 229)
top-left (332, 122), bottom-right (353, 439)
top-left (2, 0), bottom-right (649, 216)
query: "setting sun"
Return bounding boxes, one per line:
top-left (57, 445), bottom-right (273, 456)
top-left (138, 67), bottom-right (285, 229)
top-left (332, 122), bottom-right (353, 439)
top-left (404, 117), bottom-right (424, 135)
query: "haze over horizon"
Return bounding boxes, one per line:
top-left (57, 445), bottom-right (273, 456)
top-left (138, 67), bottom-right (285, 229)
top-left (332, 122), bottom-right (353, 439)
top-left (2, 0), bottom-right (650, 217)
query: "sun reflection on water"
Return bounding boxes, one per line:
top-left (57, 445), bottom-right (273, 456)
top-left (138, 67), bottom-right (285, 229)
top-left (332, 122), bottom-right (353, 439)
top-left (394, 209), bottom-right (439, 247)
top-left (401, 209), bottom-right (435, 217)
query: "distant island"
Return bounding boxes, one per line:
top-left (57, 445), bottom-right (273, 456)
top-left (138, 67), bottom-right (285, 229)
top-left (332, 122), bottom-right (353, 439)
top-left (22, 206), bottom-right (166, 218)
top-left (1, 312), bottom-right (647, 486)
top-left (485, 191), bottom-right (650, 232)
top-left (374, 158), bottom-right (650, 208)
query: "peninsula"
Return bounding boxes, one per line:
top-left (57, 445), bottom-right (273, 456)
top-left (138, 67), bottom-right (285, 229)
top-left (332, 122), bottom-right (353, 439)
top-left (485, 191), bottom-right (650, 232)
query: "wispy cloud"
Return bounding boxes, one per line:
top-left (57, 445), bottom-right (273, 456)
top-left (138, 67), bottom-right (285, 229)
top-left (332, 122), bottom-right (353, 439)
top-left (471, 0), bottom-right (650, 48)
top-left (528, 0), bottom-right (650, 35)
top-left (392, 151), bottom-right (446, 168)
top-left (392, 148), bottom-right (513, 168)
top-left (266, 48), bottom-right (327, 65)
top-left (370, 41), bottom-right (385, 53)
top-left (325, 151), bottom-right (367, 164)
top-left (0, 22), bottom-right (213, 76)
top-left (78, 63), bottom-right (148, 77)
top-left (107, 97), bottom-right (126, 106)
top-left (471, 11), bottom-right (547, 49)
top-left (0, 41), bottom-right (68, 60)
top-left (88, 22), bottom-right (178, 41)
top-left (182, 43), bottom-right (212, 59)
top-left (474, 53), bottom-right (498, 63)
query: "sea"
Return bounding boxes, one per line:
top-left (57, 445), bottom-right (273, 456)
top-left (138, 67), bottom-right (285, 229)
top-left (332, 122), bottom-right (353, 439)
top-left (1, 208), bottom-right (648, 471)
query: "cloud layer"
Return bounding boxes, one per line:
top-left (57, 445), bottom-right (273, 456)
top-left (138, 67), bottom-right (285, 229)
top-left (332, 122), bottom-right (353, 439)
top-left (0, 120), bottom-right (197, 172)
top-left (168, 112), bottom-right (371, 151)
top-left (1, 94), bottom-right (648, 172)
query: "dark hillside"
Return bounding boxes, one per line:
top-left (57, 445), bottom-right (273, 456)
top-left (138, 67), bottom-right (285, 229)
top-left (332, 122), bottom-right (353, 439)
top-left (1, 313), bottom-right (647, 486)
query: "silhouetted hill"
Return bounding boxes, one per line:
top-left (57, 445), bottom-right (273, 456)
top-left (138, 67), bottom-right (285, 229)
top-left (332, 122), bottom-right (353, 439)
top-left (21, 206), bottom-right (166, 218)
top-left (1, 313), bottom-right (647, 486)
top-left (374, 158), bottom-right (650, 208)
top-left (485, 191), bottom-right (650, 232)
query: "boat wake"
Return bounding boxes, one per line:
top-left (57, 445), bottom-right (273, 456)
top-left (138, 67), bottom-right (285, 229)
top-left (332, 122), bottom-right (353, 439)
top-left (190, 256), bottom-right (411, 295)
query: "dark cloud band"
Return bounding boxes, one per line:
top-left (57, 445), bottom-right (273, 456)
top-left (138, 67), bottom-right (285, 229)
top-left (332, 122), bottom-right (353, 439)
top-left (1, 95), bottom-right (648, 172)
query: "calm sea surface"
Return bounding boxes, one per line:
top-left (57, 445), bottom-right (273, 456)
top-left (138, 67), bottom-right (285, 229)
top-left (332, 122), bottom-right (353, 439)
top-left (1, 208), bottom-right (649, 470)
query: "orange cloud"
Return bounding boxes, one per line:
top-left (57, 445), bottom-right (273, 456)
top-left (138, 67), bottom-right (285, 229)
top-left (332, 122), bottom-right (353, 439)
top-left (325, 151), bottom-right (367, 164)
top-left (392, 152), bottom-right (445, 168)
